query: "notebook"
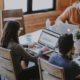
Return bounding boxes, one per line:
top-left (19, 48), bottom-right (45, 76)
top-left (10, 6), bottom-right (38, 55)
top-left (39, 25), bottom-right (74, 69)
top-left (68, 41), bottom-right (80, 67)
top-left (46, 23), bottom-right (78, 35)
top-left (26, 29), bottom-right (60, 55)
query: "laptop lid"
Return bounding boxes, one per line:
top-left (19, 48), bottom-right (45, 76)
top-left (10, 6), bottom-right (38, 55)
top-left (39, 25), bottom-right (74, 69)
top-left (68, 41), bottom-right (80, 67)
top-left (57, 23), bottom-right (78, 34)
top-left (46, 24), bottom-right (78, 35)
top-left (38, 29), bottom-right (60, 49)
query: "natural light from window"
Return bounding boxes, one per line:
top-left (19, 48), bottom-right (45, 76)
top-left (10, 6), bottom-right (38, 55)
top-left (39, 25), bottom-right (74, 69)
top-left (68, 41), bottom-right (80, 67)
top-left (32, 0), bottom-right (53, 11)
top-left (4, 0), bottom-right (27, 12)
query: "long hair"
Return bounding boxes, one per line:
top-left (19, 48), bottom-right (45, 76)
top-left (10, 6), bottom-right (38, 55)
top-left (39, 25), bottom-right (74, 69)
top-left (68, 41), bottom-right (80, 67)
top-left (1, 21), bottom-right (20, 48)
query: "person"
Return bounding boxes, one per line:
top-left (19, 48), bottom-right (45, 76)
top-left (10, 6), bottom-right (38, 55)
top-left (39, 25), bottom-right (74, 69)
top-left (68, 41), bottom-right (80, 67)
top-left (1, 21), bottom-right (38, 65)
top-left (49, 34), bottom-right (80, 80)
top-left (55, 0), bottom-right (80, 26)
top-left (0, 21), bottom-right (49, 80)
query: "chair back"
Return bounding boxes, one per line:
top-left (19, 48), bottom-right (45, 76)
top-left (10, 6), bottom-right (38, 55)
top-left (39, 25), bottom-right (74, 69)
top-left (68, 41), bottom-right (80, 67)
top-left (2, 9), bottom-right (25, 35)
top-left (0, 47), bottom-right (17, 80)
top-left (38, 58), bottom-right (65, 80)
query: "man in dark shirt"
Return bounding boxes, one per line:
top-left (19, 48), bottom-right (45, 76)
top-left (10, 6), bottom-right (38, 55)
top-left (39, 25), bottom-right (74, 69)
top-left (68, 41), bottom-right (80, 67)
top-left (49, 34), bottom-right (80, 80)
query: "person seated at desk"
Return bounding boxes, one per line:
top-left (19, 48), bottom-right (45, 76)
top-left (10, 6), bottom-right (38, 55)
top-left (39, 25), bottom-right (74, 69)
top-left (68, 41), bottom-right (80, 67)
top-left (0, 21), bottom-right (49, 80)
top-left (0, 21), bottom-right (37, 64)
top-left (49, 33), bottom-right (80, 80)
top-left (55, 0), bottom-right (80, 26)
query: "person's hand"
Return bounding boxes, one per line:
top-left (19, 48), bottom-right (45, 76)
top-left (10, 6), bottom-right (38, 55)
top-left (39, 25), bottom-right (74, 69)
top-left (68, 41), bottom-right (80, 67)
top-left (75, 74), bottom-right (80, 80)
top-left (28, 42), bottom-right (36, 48)
top-left (20, 60), bottom-right (28, 69)
top-left (41, 46), bottom-right (49, 52)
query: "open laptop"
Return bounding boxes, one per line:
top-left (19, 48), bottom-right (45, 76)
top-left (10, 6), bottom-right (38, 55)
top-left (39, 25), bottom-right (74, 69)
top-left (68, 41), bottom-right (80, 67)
top-left (46, 23), bottom-right (78, 35)
top-left (26, 29), bottom-right (60, 55)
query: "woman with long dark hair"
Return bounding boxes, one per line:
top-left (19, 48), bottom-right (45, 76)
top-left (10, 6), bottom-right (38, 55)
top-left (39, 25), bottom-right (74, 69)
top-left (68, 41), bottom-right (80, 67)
top-left (1, 21), bottom-right (49, 80)
top-left (1, 21), bottom-right (40, 80)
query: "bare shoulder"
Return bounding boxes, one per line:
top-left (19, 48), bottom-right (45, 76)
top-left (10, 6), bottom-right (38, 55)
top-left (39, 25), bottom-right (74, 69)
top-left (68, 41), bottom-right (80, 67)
top-left (66, 6), bottom-right (76, 11)
top-left (69, 6), bottom-right (77, 11)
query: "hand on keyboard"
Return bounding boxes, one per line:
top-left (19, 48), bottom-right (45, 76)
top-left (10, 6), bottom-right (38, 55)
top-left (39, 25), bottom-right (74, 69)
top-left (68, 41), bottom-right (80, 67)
top-left (41, 46), bottom-right (54, 55)
top-left (41, 46), bottom-right (49, 52)
top-left (28, 42), bottom-right (37, 48)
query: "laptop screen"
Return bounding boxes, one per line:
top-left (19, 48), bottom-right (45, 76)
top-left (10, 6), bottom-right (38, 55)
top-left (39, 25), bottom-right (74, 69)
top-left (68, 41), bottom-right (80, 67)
top-left (38, 29), bottom-right (60, 49)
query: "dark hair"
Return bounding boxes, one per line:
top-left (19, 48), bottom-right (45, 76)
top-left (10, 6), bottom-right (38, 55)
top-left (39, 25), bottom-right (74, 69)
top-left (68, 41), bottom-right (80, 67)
top-left (58, 34), bottom-right (74, 55)
top-left (1, 21), bottom-right (20, 48)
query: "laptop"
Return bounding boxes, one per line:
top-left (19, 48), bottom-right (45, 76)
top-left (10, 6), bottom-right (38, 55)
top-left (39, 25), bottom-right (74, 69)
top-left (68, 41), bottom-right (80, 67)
top-left (26, 29), bottom-right (60, 55)
top-left (46, 23), bottom-right (78, 35)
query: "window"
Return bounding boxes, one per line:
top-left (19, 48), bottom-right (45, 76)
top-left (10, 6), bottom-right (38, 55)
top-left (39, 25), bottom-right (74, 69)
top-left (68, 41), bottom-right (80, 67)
top-left (4, 0), bottom-right (55, 14)
top-left (4, 0), bottom-right (27, 12)
top-left (32, 0), bottom-right (53, 11)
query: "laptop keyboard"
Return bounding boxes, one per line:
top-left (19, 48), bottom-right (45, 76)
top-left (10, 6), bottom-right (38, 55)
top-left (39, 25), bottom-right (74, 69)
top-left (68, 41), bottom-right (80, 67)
top-left (35, 43), bottom-right (43, 49)
top-left (26, 46), bottom-right (57, 56)
top-left (25, 43), bottom-right (59, 56)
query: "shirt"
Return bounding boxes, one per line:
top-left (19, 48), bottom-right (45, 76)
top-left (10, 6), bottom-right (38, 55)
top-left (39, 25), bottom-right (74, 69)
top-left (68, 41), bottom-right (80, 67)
top-left (56, 6), bottom-right (80, 25)
top-left (49, 53), bottom-right (80, 80)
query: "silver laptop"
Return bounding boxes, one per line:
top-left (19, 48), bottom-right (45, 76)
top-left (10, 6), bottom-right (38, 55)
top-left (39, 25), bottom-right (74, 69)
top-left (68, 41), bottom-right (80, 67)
top-left (47, 23), bottom-right (78, 35)
top-left (26, 29), bottom-right (60, 55)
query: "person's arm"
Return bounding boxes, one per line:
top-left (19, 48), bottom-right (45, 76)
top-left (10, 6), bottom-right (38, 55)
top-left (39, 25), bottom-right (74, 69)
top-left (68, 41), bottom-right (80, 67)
top-left (38, 46), bottom-right (50, 60)
top-left (14, 44), bottom-right (37, 62)
top-left (22, 42), bottom-right (36, 48)
top-left (55, 6), bottom-right (72, 24)
top-left (75, 74), bottom-right (80, 80)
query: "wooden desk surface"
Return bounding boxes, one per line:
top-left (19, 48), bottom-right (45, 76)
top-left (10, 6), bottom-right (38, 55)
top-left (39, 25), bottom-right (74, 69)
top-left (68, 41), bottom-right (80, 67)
top-left (19, 29), bottom-right (42, 45)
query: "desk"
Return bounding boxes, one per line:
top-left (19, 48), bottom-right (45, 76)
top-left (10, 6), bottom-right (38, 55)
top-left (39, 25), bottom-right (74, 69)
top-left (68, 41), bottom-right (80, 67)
top-left (19, 29), bottom-right (80, 67)
top-left (19, 29), bottom-right (42, 45)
